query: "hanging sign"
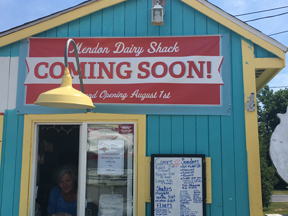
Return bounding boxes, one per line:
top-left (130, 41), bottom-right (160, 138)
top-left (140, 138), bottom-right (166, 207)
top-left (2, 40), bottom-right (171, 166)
top-left (151, 154), bottom-right (206, 216)
top-left (24, 36), bottom-right (224, 106)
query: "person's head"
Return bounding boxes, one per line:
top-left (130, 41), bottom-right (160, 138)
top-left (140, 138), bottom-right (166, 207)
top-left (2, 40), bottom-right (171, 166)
top-left (56, 164), bottom-right (78, 194)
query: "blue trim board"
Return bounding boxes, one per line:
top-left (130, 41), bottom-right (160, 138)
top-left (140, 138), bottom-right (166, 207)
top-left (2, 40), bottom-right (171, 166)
top-left (0, 111), bottom-right (8, 213)
top-left (231, 32), bottom-right (250, 215)
top-left (0, 110), bottom-right (23, 216)
top-left (208, 116), bottom-right (223, 215)
top-left (13, 114), bottom-right (24, 216)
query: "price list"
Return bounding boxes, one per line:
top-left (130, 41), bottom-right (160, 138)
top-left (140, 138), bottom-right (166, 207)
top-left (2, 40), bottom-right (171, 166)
top-left (151, 155), bottom-right (205, 216)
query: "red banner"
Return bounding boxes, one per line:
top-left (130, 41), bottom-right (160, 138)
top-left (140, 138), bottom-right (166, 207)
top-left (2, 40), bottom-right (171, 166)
top-left (25, 36), bottom-right (223, 105)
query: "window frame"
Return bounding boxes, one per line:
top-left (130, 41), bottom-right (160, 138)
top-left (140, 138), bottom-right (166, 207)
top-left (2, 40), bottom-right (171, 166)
top-left (19, 113), bottom-right (146, 216)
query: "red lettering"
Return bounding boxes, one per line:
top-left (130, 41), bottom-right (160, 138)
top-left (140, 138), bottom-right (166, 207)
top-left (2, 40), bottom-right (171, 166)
top-left (88, 62), bottom-right (96, 79)
top-left (116, 62), bottom-right (132, 79)
top-left (151, 62), bottom-right (167, 78)
top-left (187, 61), bottom-right (205, 78)
top-left (34, 62), bottom-right (48, 79)
top-left (68, 62), bottom-right (87, 79)
top-left (49, 62), bottom-right (65, 79)
top-left (97, 62), bottom-right (115, 79)
top-left (138, 62), bottom-right (150, 79)
top-left (169, 61), bottom-right (185, 78)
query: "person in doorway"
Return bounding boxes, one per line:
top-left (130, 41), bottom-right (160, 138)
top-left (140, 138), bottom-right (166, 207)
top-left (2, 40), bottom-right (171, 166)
top-left (47, 164), bottom-right (78, 216)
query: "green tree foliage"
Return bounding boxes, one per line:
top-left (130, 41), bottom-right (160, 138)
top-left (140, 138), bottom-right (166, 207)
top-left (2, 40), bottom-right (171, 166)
top-left (257, 86), bottom-right (288, 207)
top-left (259, 127), bottom-right (278, 207)
top-left (258, 86), bottom-right (288, 133)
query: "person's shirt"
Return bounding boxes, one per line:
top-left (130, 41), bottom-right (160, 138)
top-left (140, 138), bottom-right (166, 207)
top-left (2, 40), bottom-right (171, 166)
top-left (47, 186), bottom-right (77, 216)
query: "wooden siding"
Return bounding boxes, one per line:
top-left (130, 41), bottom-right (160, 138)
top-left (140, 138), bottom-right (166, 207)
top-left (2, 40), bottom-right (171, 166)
top-left (254, 44), bottom-right (278, 58)
top-left (0, 42), bottom-right (19, 112)
top-left (0, 0), bottom-right (269, 215)
top-left (0, 110), bottom-right (24, 216)
top-left (0, 42), bottom-right (20, 57)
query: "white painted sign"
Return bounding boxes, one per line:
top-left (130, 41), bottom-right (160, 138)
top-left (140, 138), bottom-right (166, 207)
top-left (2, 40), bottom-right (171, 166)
top-left (152, 155), bottom-right (205, 216)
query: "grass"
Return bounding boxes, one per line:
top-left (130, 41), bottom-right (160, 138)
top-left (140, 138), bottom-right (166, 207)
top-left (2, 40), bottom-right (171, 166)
top-left (263, 202), bottom-right (288, 215)
top-left (262, 190), bottom-right (288, 215)
top-left (274, 190), bottom-right (288, 195)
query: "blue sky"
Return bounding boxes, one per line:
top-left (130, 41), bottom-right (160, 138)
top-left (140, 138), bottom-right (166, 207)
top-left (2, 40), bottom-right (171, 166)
top-left (0, 0), bottom-right (287, 90)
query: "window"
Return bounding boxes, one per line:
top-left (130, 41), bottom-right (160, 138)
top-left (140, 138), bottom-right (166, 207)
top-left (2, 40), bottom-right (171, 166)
top-left (86, 123), bottom-right (135, 216)
top-left (20, 113), bottom-right (145, 216)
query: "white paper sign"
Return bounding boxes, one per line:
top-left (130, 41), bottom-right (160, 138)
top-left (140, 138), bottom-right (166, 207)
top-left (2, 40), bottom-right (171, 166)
top-left (98, 140), bottom-right (125, 175)
top-left (98, 194), bottom-right (124, 216)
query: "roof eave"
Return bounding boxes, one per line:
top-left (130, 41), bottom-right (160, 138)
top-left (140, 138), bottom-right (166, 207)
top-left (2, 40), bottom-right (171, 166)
top-left (0, 0), bottom-right (127, 48)
top-left (181, 0), bottom-right (288, 58)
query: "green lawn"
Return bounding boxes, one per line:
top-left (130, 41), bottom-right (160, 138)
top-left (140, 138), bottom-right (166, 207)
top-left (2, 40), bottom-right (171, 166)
top-left (262, 191), bottom-right (288, 215)
top-left (263, 202), bottom-right (288, 215)
top-left (274, 190), bottom-right (288, 195)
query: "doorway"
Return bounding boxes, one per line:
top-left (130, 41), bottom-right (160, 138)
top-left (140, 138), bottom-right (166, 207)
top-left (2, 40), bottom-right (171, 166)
top-left (35, 124), bottom-right (80, 216)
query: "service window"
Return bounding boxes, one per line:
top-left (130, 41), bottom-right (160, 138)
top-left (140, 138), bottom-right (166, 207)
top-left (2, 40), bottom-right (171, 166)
top-left (31, 122), bottom-right (135, 216)
top-left (86, 124), bottom-right (134, 216)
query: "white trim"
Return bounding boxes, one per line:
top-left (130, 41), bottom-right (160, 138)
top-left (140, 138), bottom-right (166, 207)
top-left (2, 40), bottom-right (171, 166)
top-left (7, 57), bottom-right (18, 110)
top-left (78, 123), bottom-right (87, 215)
top-left (198, 0), bottom-right (288, 52)
top-left (0, 57), bottom-right (9, 113)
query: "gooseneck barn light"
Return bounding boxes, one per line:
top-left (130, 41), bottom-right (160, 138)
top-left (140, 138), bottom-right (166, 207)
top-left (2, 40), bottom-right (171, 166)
top-left (34, 38), bottom-right (95, 109)
top-left (151, 0), bottom-right (164, 25)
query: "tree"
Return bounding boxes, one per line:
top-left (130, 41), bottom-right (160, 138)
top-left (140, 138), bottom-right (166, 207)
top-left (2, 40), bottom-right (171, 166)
top-left (257, 86), bottom-right (288, 207)
top-left (258, 86), bottom-right (288, 133)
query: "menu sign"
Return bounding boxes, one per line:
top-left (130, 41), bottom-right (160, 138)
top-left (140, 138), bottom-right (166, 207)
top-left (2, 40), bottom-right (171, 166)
top-left (151, 154), bottom-right (206, 216)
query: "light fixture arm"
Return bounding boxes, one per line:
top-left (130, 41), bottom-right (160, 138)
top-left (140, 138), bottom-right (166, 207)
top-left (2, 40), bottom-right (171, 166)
top-left (64, 38), bottom-right (85, 93)
top-left (34, 38), bottom-right (95, 109)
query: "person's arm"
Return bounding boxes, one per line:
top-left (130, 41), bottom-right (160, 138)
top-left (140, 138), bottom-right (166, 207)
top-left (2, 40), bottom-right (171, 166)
top-left (47, 187), bottom-right (57, 216)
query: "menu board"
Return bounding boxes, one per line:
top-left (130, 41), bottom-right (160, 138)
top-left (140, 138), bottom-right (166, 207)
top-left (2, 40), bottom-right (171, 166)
top-left (151, 154), bottom-right (206, 216)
